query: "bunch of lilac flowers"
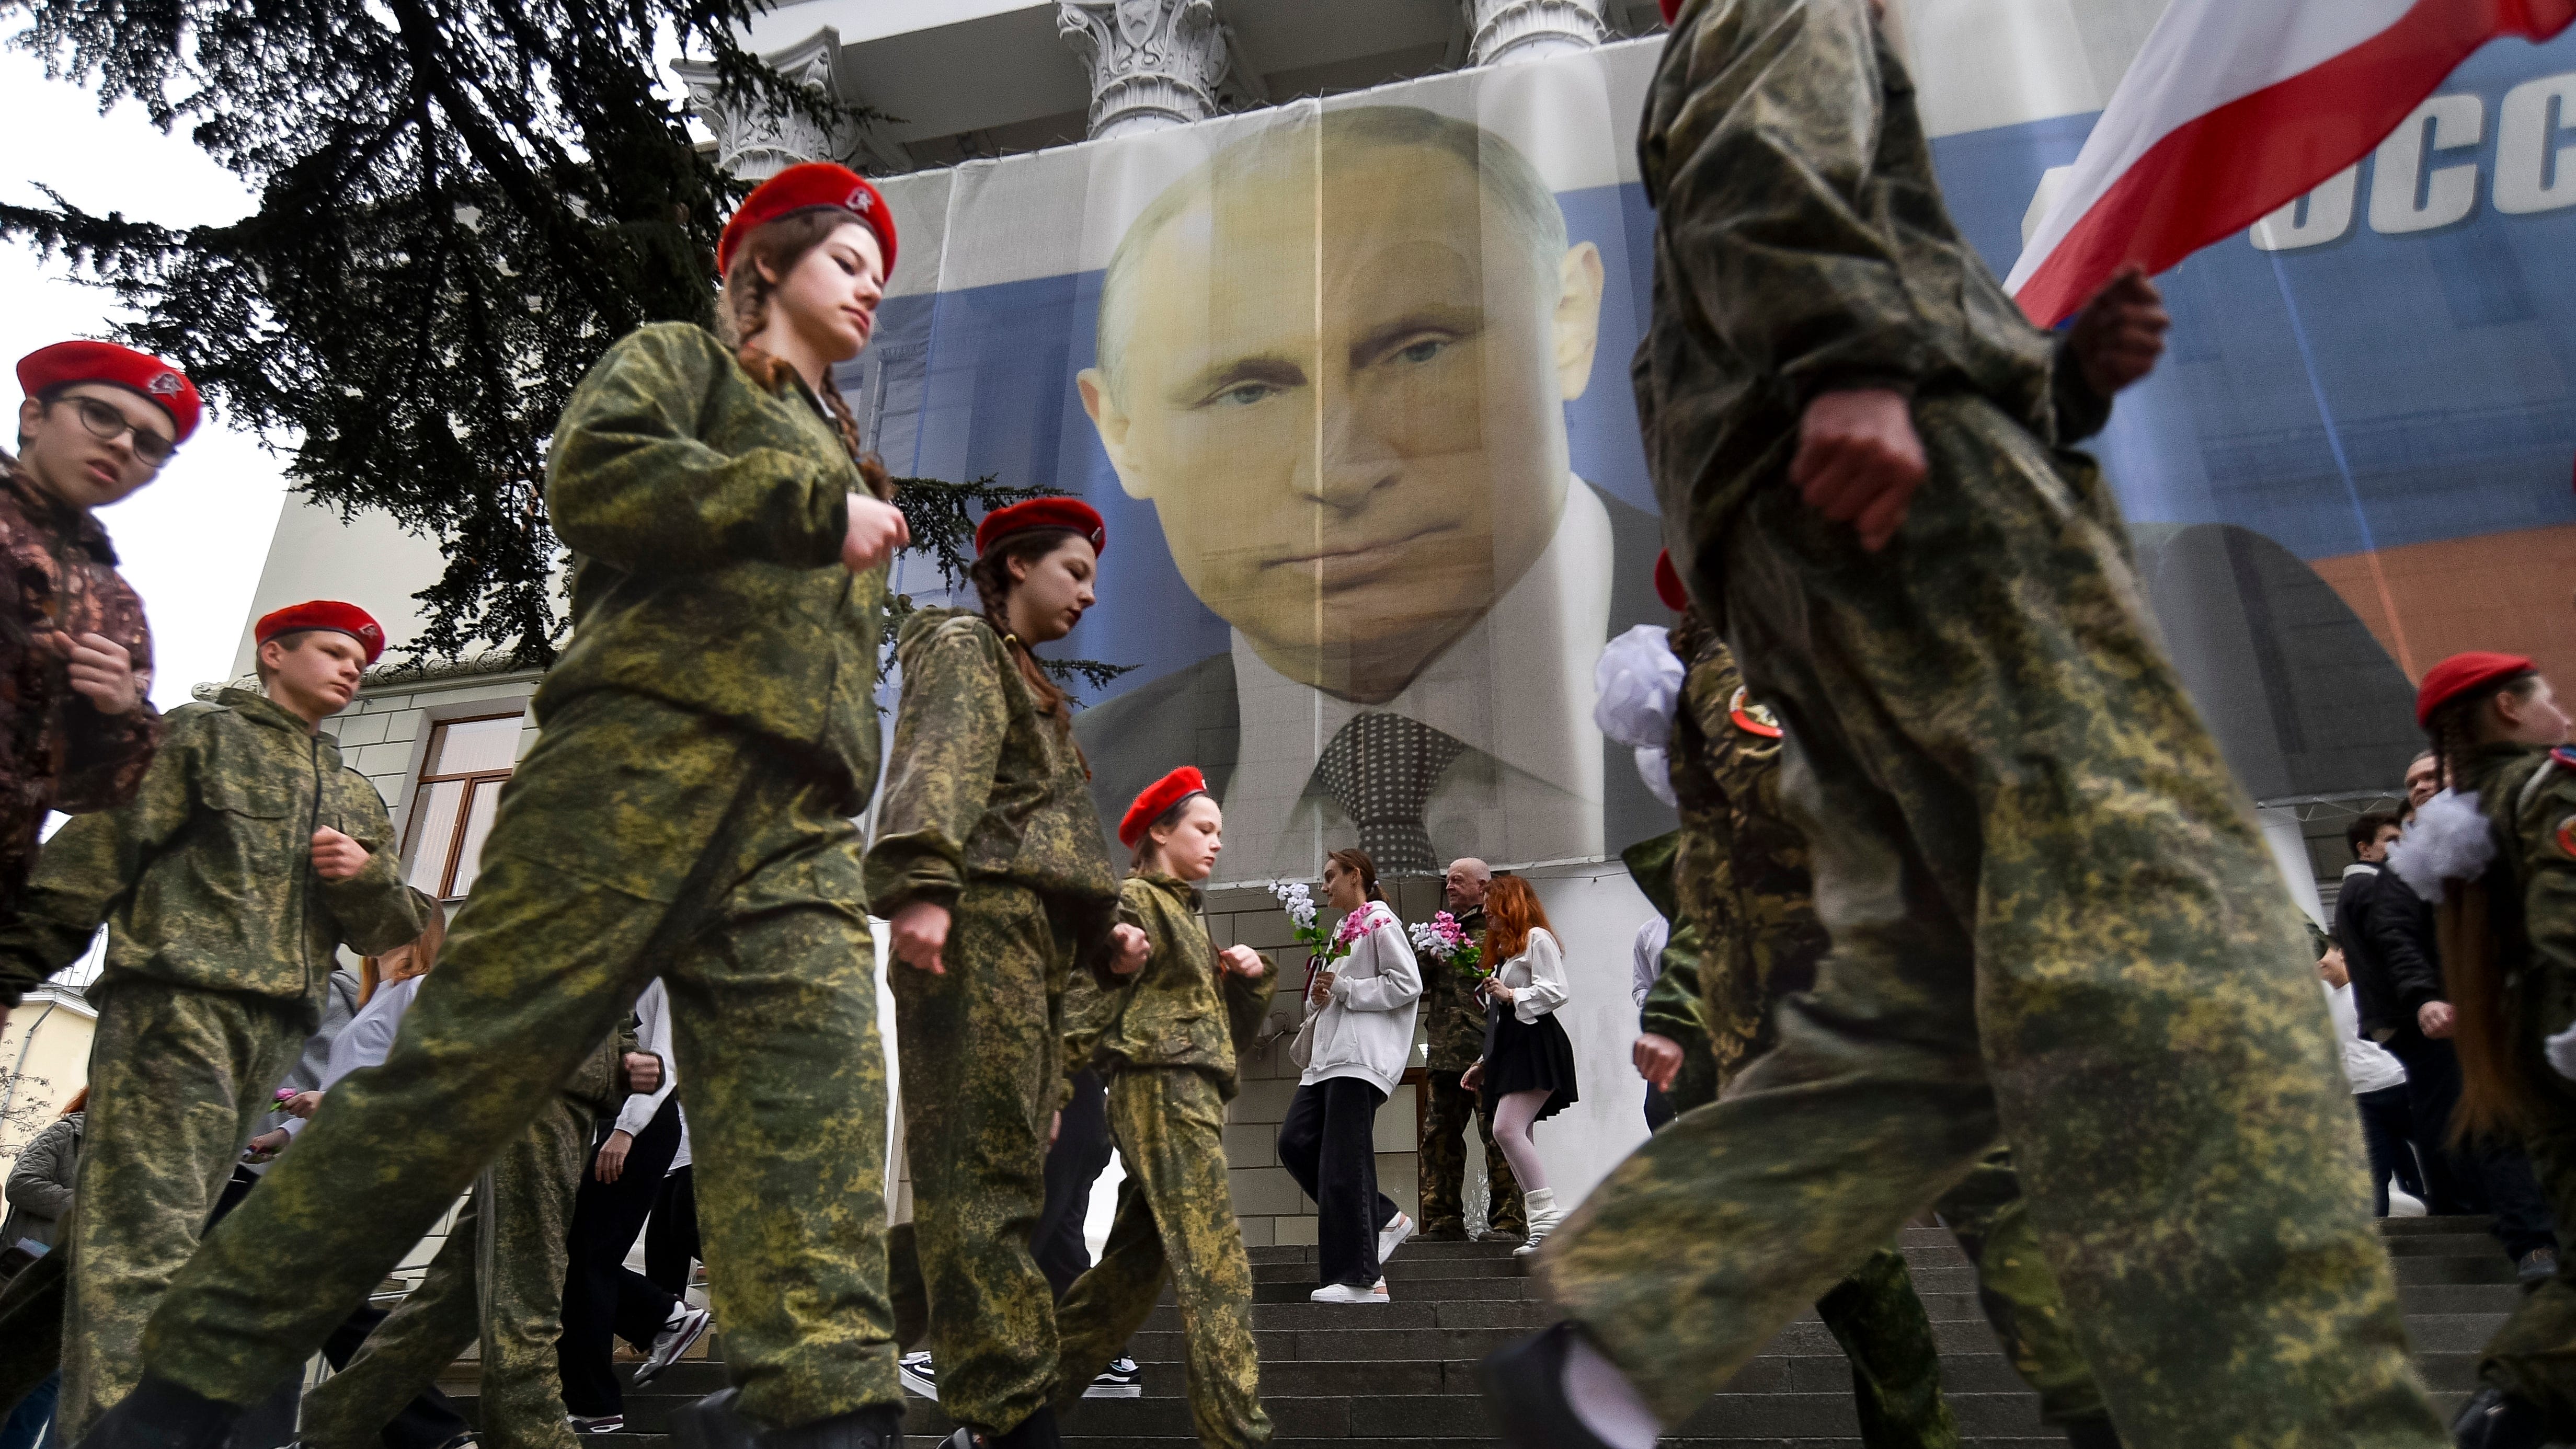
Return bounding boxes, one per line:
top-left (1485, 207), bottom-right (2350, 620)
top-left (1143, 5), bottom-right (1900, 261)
top-left (1408, 911), bottom-right (1485, 974)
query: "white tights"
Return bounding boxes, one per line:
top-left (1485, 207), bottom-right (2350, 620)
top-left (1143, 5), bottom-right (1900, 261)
top-left (1492, 1087), bottom-right (1551, 1191)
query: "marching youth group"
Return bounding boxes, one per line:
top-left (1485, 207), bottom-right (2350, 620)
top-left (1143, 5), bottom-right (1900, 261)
top-left (6, 2), bottom-right (2576, 1448)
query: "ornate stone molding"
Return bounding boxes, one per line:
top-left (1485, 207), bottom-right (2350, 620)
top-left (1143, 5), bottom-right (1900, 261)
top-left (1461, 0), bottom-right (1606, 66)
top-left (1057, 0), bottom-right (1231, 141)
top-left (673, 27), bottom-right (849, 181)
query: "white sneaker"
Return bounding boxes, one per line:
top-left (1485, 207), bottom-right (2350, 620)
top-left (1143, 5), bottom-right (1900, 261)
top-left (1310, 1281), bottom-right (1391, 1304)
top-left (1377, 1211), bottom-right (1415, 1267)
top-left (632, 1305), bottom-right (712, 1386)
top-left (899, 1349), bottom-right (940, 1400)
top-left (1084, 1356), bottom-right (1142, 1398)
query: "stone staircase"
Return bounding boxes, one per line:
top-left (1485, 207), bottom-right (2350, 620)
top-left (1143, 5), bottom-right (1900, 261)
top-left (453, 1216), bottom-right (2520, 1446)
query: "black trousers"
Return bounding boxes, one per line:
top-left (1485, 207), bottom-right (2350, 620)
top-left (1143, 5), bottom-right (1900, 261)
top-left (643, 1166), bottom-right (700, 1298)
top-left (1277, 1078), bottom-right (1399, 1290)
top-left (1034, 1071), bottom-right (1113, 1301)
top-left (557, 1098), bottom-right (686, 1416)
top-left (2385, 1031), bottom-right (2560, 1257)
top-left (2354, 1083), bottom-right (2424, 1218)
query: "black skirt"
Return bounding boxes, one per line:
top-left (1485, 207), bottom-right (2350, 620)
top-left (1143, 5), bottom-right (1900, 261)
top-left (1483, 1008), bottom-right (1579, 1122)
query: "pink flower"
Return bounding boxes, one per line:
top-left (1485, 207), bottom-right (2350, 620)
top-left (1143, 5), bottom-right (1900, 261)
top-left (275, 1088), bottom-right (296, 1103)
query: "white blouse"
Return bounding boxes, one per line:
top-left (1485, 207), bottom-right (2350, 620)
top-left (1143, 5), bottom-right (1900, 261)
top-left (1495, 927), bottom-right (1571, 1024)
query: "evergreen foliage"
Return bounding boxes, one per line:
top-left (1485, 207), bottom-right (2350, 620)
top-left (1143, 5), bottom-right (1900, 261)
top-left (0, 0), bottom-right (867, 664)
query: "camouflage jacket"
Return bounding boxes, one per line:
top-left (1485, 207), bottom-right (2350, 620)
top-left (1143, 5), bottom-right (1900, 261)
top-left (865, 608), bottom-right (1124, 978)
top-left (1633, 0), bottom-right (2109, 570)
top-left (2465, 743), bottom-right (2576, 1054)
top-left (0, 453), bottom-right (163, 906)
top-left (0, 687), bottom-right (433, 1019)
top-left (542, 323), bottom-right (888, 813)
top-left (1422, 903), bottom-right (1489, 1073)
top-left (1623, 831), bottom-right (1707, 1048)
top-left (1665, 617), bottom-right (1827, 1085)
top-left (1069, 873), bottom-right (1281, 1099)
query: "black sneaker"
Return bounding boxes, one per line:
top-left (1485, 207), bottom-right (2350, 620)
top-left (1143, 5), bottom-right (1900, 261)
top-left (898, 1350), bottom-right (938, 1400)
top-left (2454, 1386), bottom-right (2552, 1449)
top-left (2516, 1247), bottom-right (2559, 1284)
top-left (566, 1415), bottom-right (625, 1435)
top-left (938, 1407), bottom-right (1064, 1448)
top-left (1475, 1322), bottom-right (1623, 1449)
top-left (1082, 1358), bottom-right (1141, 1399)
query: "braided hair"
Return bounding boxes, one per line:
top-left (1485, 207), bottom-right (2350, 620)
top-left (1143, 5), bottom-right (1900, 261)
top-left (2422, 666), bottom-right (2545, 1143)
top-left (968, 528), bottom-right (1080, 730)
top-left (716, 207), bottom-right (892, 501)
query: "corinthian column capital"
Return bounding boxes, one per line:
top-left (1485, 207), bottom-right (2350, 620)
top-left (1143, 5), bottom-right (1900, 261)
top-left (1058, 0), bottom-right (1231, 141)
top-left (674, 27), bottom-right (849, 182)
top-left (1461, 0), bottom-right (1606, 66)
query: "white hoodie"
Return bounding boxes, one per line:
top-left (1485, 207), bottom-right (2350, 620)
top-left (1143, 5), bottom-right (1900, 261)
top-left (1298, 899), bottom-right (1423, 1097)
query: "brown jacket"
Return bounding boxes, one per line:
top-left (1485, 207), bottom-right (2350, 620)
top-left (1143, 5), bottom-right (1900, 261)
top-left (0, 450), bottom-right (162, 910)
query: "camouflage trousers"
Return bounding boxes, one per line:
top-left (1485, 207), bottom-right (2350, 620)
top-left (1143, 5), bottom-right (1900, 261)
top-left (892, 880), bottom-right (1072, 1436)
top-left (1936, 1147), bottom-right (2107, 1427)
top-left (301, 1095), bottom-right (593, 1449)
top-left (140, 694), bottom-right (900, 1431)
top-left (2478, 1112), bottom-right (2576, 1430)
top-left (1551, 392), bottom-right (2444, 1443)
top-left (1421, 1071), bottom-right (1523, 1237)
top-left (1664, 1028), bottom-right (1959, 1447)
top-left (63, 981), bottom-right (306, 1436)
top-left (1051, 1068), bottom-right (1270, 1447)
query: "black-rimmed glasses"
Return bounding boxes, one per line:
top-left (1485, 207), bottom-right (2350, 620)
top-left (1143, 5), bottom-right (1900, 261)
top-left (64, 396), bottom-right (177, 467)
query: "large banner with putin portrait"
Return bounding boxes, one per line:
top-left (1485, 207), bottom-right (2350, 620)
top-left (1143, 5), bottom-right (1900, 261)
top-left (853, 27), bottom-right (2576, 880)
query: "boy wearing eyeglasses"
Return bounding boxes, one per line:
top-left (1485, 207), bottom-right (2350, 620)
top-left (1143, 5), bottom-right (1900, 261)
top-left (0, 341), bottom-right (188, 919)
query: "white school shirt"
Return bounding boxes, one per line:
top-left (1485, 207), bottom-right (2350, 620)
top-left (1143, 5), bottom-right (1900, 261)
top-left (613, 980), bottom-right (678, 1138)
top-left (1631, 917), bottom-right (1667, 1007)
top-left (1495, 927), bottom-right (1572, 1024)
top-left (2325, 981), bottom-right (2407, 1094)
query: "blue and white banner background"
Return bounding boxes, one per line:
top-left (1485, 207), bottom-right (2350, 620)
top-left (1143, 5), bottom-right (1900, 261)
top-left (848, 26), bottom-right (2576, 875)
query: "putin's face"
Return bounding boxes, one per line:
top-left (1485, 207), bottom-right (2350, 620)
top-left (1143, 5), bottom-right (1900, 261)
top-left (1081, 140), bottom-right (1605, 704)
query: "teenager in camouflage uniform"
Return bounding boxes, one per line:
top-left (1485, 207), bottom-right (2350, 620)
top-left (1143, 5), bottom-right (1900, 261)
top-left (1482, 2), bottom-right (2447, 1445)
top-left (74, 165), bottom-right (918, 1449)
top-left (2401, 656), bottom-right (2576, 1449)
top-left (1632, 607), bottom-right (2114, 1446)
top-left (0, 342), bottom-right (191, 918)
top-left (299, 1027), bottom-right (643, 1449)
top-left (869, 496), bottom-right (1149, 1449)
top-left (1040, 768), bottom-right (1280, 1447)
top-left (0, 601), bottom-right (433, 1439)
top-left (1417, 859), bottom-right (1524, 1240)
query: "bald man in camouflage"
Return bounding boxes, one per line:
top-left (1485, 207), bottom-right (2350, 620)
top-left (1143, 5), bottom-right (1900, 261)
top-left (1480, 0), bottom-right (2448, 1445)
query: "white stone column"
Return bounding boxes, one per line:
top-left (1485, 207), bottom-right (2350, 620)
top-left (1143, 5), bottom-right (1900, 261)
top-left (673, 27), bottom-right (849, 181)
top-left (1461, 0), bottom-right (1607, 67)
top-left (1057, 0), bottom-right (1232, 141)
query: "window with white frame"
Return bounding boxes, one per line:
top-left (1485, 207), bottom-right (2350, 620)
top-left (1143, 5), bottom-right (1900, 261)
top-left (400, 713), bottom-right (524, 901)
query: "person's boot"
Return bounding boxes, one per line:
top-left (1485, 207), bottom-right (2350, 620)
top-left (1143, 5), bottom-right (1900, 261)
top-left (672, 1390), bottom-right (902, 1449)
top-left (71, 1376), bottom-right (243, 1449)
top-left (939, 1406), bottom-right (1064, 1449)
top-left (2062, 1412), bottom-right (2124, 1448)
top-left (1513, 1189), bottom-right (1564, 1259)
top-left (1477, 1323), bottom-right (1625, 1449)
top-left (2453, 1386), bottom-right (2551, 1449)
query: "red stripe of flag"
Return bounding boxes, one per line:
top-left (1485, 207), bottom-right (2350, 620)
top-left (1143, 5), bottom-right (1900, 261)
top-left (2016, 0), bottom-right (2576, 328)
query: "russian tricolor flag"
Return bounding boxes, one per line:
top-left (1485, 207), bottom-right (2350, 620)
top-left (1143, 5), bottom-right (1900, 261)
top-left (2006, 0), bottom-right (2576, 328)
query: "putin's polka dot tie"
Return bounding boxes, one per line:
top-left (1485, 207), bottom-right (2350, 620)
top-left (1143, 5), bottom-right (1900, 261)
top-left (1312, 711), bottom-right (1467, 876)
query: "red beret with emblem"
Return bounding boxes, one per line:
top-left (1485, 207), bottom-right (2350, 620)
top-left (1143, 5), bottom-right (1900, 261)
top-left (976, 497), bottom-right (1107, 559)
top-left (18, 340), bottom-right (203, 445)
top-left (1121, 766), bottom-right (1210, 850)
top-left (257, 601), bottom-right (387, 667)
top-left (717, 163), bottom-right (897, 282)
top-left (1653, 549), bottom-right (1688, 613)
top-left (2416, 651), bottom-right (2536, 727)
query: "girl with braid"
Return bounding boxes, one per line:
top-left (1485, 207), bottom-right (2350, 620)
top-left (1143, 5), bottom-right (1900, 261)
top-left (2399, 653), bottom-right (2576, 1449)
top-left (76, 163), bottom-right (914, 1449)
top-left (866, 497), bottom-right (1149, 1449)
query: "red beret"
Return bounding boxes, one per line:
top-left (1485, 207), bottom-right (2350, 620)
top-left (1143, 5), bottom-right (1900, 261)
top-left (977, 498), bottom-right (1106, 559)
top-left (1121, 766), bottom-right (1210, 850)
top-left (2417, 651), bottom-right (2536, 727)
top-left (257, 601), bottom-right (387, 667)
top-left (18, 340), bottom-right (203, 445)
top-left (717, 163), bottom-right (897, 282)
top-left (1653, 550), bottom-right (1688, 613)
